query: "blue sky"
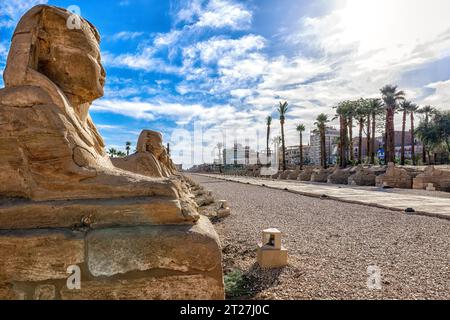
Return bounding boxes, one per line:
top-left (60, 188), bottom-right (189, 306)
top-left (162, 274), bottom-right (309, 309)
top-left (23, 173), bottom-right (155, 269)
top-left (1, 0), bottom-right (450, 167)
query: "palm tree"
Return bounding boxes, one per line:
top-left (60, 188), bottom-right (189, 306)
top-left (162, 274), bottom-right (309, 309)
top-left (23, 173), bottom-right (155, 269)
top-left (399, 101), bottom-right (413, 165)
top-left (355, 99), bottom-right (367, 164)
top-left (334, 101), bottom-right (351, 168)
top-left (277, 101), bottom-right (289, 171)
top-left (108, 148), bottom-right (118, 157)
top-left (380, 85), bottom-right (405, 163)
top-left (417, 105), bottom-right (436, 164)
top-left (346, 101), bottom-right (357, 163)
top-left (296, 124), bottom-right (306, 170)
top-left (315, 113), bottom-right (329, 168)
top-left (266, 116), bottom-right (272, 163)
top-left (125, 141), bottom-right (132, 156)
top-left (367, 98), bottom-right (384, 164)
top-left (409, 103), bottom-right (419, 165)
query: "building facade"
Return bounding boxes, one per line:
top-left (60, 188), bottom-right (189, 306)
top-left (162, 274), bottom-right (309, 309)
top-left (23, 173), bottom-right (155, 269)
top-left (309, 128), bottom-right (339, 165)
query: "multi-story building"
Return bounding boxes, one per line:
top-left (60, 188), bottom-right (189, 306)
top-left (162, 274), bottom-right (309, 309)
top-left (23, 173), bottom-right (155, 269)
top-left (309, 128), bottom-right (339, 165)
top-left (284, 145), bottom-right (311, 166)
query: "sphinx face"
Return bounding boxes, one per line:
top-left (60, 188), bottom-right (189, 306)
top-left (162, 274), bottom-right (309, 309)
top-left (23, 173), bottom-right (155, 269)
top-left (37, 20), bottom-right (106, 105)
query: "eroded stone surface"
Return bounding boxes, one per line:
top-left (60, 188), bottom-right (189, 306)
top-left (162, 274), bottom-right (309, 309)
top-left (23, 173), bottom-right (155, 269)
top-left (311, 168), bottom-right (334, 183)
top-left (60, 275), bottom-right (224, 300)
top-left (413, 166), bottom-right (450, 192)
top-left (0, 229), bottom-right (84, 282)
top-left (87, 217), bottom-right (221, 277)
top-left (376, 163), bottom-right (412, 189)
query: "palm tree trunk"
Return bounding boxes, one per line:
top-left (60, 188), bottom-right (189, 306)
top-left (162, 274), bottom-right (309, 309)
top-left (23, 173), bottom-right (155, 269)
top-left (266, 126), bottom-right (270, 164)
top-left (371, 112), bottom-right (376, 164)
top-left (358, 120), bottom-right (363, 164)
top-left (348, 118), bottom-right (354, 162)
top-left (321, 127), bottom-right (327, 169)
top-left (342, 117), bottom-right (348, 168)
top-left (411, 112), bottom-right (416, 165)
top-left (387, 108), bottom-right (396, 163)
top-left (366, 114), bottom-right (371, 164)
top-left (401, 110), bottom-right (406, 165)
top-left (299, 133), bottom-right (303, 170)
top-left (281, 121), bottom-right (286, 171)
top-left (339, 116), bottom-right (344, 168)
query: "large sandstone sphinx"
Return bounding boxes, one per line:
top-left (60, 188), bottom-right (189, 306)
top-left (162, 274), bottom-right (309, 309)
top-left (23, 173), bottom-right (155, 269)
top-left (0, 5), bottom-right (223, 300)
top-left (375, 163), bottom-right (412, 189)
top-left (413, 166), bottom-right (450, 192)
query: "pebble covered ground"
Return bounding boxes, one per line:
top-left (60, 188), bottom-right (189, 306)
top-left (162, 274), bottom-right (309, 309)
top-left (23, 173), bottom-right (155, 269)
top-left (187, 174), bottom-right (450, 300)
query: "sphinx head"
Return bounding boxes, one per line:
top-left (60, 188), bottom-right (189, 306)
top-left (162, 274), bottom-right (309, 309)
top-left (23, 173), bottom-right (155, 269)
top-left (137, 130), bottom-right (165, 158)
top-left (4, 5), bottom-right (105, 106)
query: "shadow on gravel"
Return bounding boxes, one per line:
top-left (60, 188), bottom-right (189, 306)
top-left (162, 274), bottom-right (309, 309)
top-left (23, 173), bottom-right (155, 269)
top-left (224, 263), bottom-right (285, 300)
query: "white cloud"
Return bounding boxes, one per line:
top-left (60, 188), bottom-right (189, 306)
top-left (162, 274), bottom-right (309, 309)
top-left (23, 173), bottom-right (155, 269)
top-left (110, 31), bottom-right (145, 41)
top-left (176, 0), bottom-right (252, 30)
top-left (422, 79), bottom-right (450, 109)
top-left (194, 0), bottom-right (252, 30)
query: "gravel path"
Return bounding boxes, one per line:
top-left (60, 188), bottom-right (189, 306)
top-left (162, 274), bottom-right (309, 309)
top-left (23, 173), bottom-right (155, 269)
top-left (187, 174), bottom-right (450, 300)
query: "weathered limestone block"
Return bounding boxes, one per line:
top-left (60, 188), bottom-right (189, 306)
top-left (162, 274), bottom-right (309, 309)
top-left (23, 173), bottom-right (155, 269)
top-left (60, 275), bottom-right (223, 300)
top-left (376, 163), bottom-right (413, 189)
top-left (297, 168), bottom-right (314, 181)
top-left (327, 167), bottom-right (355, 185)
top-left (311, 168), bottom-right (334, 183)
top-left (0, 197), bottom-right (196, 230)
top-left (87, 217), bottom-right (221, 277)
top-left (413, 166), bottom-right (450, 192)
top-left (0, 229), bottom-right (84, 282)
top-left (287, 169), bottom-right (300, 180)
top-left (348, 167), bottom-right (377, 186)
top-left (279, 170), bottom-right (294, 180)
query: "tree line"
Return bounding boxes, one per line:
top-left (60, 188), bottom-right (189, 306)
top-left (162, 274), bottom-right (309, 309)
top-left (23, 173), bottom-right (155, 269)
top-left (267, 85), bottom-right (450, 170)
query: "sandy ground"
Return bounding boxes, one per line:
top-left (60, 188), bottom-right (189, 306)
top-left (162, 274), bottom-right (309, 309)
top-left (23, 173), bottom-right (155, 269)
top-left (187, 174), bottom-right (450, 300)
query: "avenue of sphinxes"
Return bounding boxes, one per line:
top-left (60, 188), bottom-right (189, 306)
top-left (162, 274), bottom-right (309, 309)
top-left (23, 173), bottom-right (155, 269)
top-left (0, 5), bottom-right (224, 300)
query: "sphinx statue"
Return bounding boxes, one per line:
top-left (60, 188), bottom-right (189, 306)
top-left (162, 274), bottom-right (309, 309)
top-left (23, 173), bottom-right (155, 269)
top-left (0, 5), bottom-right (223, 300)
top-left (112, 130), bottom-right (178, 178)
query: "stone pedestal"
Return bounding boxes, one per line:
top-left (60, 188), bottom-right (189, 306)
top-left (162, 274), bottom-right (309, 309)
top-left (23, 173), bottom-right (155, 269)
top-left (0, 214), bottom-right (224, 300)
top-left (256, 228), bottom-right (288, 269)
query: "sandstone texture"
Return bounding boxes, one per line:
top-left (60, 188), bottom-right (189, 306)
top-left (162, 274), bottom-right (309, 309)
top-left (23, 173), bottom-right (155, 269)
top-left (327, 167), bottom-right (355, 185)
top-left (348, 167), bottom-right (377, 186)
top-left (376, 163), bottom-right (413, 189)
top-left (0, 5), bottom-right (223, 300)
top-left (311, 168), bottom-right (334, 183)
top-left (298, 167), bottom-right (314, 181)
top-left (413, 166), bottom-right (450, 192)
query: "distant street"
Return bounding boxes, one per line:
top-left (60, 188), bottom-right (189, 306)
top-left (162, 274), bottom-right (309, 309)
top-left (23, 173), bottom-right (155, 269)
top-left (187, 174), bottom-right (450, 300)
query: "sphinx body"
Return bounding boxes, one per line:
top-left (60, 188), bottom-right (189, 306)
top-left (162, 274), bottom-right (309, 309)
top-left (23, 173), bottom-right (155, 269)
top-left (0, 5), bottom-right (223, 300)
